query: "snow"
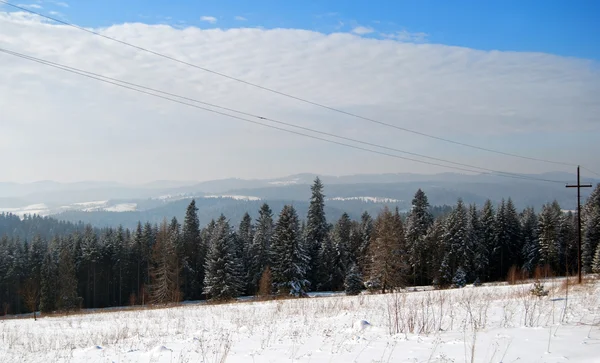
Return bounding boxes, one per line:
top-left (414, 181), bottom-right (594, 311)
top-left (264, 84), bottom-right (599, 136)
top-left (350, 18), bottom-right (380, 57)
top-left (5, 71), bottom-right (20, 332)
top-left (327, 196), bottom-right (401, 203)
top-left (104, 203), bottom-right (137, 212)
top-left (204, 194), bottom-right (261, 201)
top-left (269, 179), bottom-right (300, 186)
top-left (72, 200), bottom-right (108, 207)
top-left (1, 279), bottom-right (599, 362)
top-left (0, 203), bottom-right (50, 217)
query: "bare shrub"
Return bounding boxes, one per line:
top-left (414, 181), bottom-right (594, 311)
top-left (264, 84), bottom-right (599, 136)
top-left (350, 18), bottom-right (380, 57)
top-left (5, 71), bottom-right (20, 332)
top-left (506, 265), bottom-right (527, 285)
top-left (20, 278), bottom-right (40, 321)
top-left (257, 266), bottom-right (273, 300)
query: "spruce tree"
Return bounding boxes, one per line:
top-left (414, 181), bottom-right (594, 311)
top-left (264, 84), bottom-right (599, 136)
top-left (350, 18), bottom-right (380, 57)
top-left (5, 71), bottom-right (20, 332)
top-left (537, 201), bottom-right (562, 273)
top-left (150, 219), bottom-right (180, 304)
top-left (39, 250), bottom-right (57, 313)
top-left (237, 212), bottom-right (254, 294)
top-left (406, 189), bottom-right (434, 285)
top-left (426, 218), bottom-right (447, 286)
top-left (249, 204), bottom-right (273, 294)
top-left (480, 200), bottom-right (496, 281)
top-left (203, 216), bottom-right (243, 301)
top-left (592, 242), bottom-right (600, 273)
top-left (305, 177), bottom-right (327, 289)
top-left (583, 184), bottom-right (600, 273)
top-left (560, 212), bottom-right (577, 275)
top-left (317, 233), bottom-right (337, 291)
top-left (271, 205), bottom-right (309, 296)
top-left (357, 211), bottom-right (373, 276)
top-left (344, 263), bottom-right (363, 295)
top-left (494, 199), bottom-right (522, 280)
top-left (452, 266), bottom-right (467, 288)
top-left (520, 207), bottom-right (539, 273)
top-left (444, 199), bottom-right (471, 280)
top-left (182, 200), bottom-right (202, 300)
top-left (468, 204), bottom-right (486, 281)
top-left (328, 213), bottom-right (352, 290)
top-left (81, 225), bottom-right (100, 307)
top-left (57, 245), bottom-right (80, 312)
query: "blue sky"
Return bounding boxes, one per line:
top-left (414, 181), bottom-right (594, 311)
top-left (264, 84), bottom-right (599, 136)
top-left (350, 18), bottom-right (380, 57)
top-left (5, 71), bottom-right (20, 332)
top-left (12, 0), bottom-right (600, 60)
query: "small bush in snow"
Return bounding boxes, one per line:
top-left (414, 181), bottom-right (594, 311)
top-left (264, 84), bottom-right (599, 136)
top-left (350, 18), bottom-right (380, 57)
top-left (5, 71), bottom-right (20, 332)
top-left (344, 264), bottom-right (363, 296)
top-left (530, 280), bottom-right (549, 297)
top-left (452, 267), bottom-right (467, 288)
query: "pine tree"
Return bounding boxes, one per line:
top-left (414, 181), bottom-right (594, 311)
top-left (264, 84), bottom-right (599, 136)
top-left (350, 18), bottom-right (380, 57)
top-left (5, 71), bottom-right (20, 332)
top-left (406, 189), bottom-right (434, 285)
top-left (271, 205), bottom-right (309, 296)
top-left (181, 200), bottom-right (202, 300)
top-left (367, 207), bottom-right (406, 293)
top-left (305, 177), bottom-right (327, 289)
top-left (344, 263), bottom-right (363, 295)
top-left (203, 216), bottom-right (243, 301)
top-left (249, 204), bottom-right (273, 295)
top-left (537, 201), bottom-right (562, 273)
top-left (520, 207), bottom-right (539, 273)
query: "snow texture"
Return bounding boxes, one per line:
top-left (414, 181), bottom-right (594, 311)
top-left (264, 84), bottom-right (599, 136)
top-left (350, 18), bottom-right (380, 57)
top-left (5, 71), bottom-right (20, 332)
top-left (1, 279), bottom-right (599, 362)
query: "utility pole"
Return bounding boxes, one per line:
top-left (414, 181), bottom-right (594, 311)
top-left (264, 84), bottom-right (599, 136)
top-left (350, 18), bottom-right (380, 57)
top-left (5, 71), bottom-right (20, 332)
top-left (566, 166), bottom-right (592, 284)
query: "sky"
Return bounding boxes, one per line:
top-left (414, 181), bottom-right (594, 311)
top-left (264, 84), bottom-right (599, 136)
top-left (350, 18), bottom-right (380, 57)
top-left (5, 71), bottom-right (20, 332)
top-left (0, 0), bottom-right (599, 183)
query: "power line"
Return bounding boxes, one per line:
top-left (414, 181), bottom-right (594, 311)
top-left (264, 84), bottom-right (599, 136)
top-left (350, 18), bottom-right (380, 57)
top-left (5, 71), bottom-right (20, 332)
top-left (0, 47), bottom-right (570, 185)
top-left (0, 49), bottom-right (570, 184)
top-left (0, 0), bottom-right (579, 168)
top-left (1, 49), bottom-right (572, 185)
top-left (581, 166), bottom-right (600, 180)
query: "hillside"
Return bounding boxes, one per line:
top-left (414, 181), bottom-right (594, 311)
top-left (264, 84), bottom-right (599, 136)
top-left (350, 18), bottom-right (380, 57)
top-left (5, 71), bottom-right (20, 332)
top-left (2, 278), bottom-right (598, 362)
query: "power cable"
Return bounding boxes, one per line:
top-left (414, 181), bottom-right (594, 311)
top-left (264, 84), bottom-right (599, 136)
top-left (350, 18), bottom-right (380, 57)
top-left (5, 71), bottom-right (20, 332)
top-left (0, 47), bottom-right (571, 184)
top-left (0, 0), bottom-right (580, 168)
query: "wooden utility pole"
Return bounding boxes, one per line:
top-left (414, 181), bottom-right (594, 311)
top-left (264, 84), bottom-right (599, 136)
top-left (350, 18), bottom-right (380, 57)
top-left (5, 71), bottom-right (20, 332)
top-left (566, 166), bottom-right (592, 284)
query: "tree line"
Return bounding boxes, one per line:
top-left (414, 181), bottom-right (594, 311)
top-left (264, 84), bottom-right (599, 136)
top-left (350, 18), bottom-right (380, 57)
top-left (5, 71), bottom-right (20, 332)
top-left (1, 178), bottom-right (599, 316)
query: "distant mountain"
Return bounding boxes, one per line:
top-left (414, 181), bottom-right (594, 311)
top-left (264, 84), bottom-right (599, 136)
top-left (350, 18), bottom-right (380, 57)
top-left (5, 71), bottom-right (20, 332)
top-left (1, 172), bottom-right (597, 229)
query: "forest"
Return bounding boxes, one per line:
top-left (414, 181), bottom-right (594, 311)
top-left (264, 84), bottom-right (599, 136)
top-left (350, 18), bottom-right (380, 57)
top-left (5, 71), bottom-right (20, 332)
top-left (1, 178), bottom-right (599, 316)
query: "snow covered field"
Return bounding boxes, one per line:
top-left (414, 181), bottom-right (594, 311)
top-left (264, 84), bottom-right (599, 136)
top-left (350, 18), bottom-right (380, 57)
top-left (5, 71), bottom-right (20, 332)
top-left (1, 279), bottom-right (599, 362)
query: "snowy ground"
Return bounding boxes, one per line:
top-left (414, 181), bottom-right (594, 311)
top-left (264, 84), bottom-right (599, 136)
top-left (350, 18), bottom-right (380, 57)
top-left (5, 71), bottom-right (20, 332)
top-left (1, 278), bottom-right (599, 362)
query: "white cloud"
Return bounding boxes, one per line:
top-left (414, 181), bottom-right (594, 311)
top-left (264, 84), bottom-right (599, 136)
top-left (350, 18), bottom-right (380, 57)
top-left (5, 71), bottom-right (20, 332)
top-left (48, 10), bottom-right (62, 16)
top-left (200, 15), bottom-right (217, 24)
top-left (0, 12), bottom-right (598, 183)
top-left (50, 1), bottom-right (68, 7)
top-left (16, 3), bottom-right (42, 9)
top-left (352, 26), bottom-right (374, 35)
top-left (381, 30), bottom-right (428, 43)
top-left (234, 15), bottom-right (247, 21)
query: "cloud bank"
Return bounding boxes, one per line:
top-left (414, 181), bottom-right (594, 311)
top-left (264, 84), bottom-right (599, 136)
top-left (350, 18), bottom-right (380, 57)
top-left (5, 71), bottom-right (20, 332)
top-left (0, 12), bottom-right (598, 183)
